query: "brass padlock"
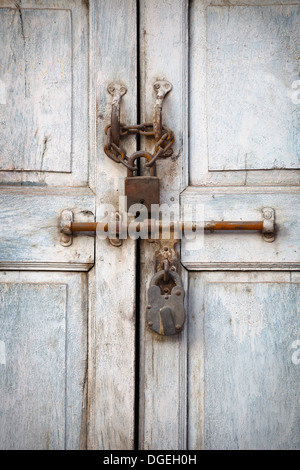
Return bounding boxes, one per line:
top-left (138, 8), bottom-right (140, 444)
top-left (125, 151), bottom-right (160, 214)
top-left (146, 270), bottom-right (186, 336)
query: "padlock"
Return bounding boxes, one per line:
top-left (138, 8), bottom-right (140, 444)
top-left (146, 270), bottom-right (186, 336)
top-left (125, 151), bottom-right (160, 214)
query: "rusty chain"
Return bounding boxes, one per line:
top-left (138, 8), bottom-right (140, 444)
top-left (104, 122), bottom-right (174, 172)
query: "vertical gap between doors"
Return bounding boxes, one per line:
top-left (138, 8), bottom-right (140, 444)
top-left (134, 0), bottom-right (141, 451)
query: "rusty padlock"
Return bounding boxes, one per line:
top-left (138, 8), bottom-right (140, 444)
top-left (146, 270), bottom-right (186, 336)
top-left (125, 151), bottom-right (160, 214)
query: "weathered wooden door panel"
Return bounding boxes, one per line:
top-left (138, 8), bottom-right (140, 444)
top-left (0, 272), bottom-right (88, 450)
top-left (205, 5), bottom-right (300, 172)
top-left (0, 0), bottom-right (89, 187)
top-left (181, 187), bottom-right (300, 270)
top-left (0, 186), bottom-right (95, 271)
top-left (188, 272), bottom-right (300, 450)
top-left (189, 0), bottom-right (300, 187)
top-left (139, 0), bottom-right (300, 451)
top-left (181, 0), bottom-right (300, 451)
top-left (0, 0), bottom-right (95, 450)
top-left (138, 0), bottom-right (188, 451)
top-left (0, 0), bottom-right (138, 450)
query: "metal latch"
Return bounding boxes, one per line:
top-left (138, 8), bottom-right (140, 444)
top-left (60, 209), bottom-right (276, 246)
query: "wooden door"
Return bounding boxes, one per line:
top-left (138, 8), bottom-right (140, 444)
top-left (139, 0), bottom-right (300, 450)
top-left (0, 0), bottom-right (137, 450)
top-left (1, 0), bottom-right (299, 452)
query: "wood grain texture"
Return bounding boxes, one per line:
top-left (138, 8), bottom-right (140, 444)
top-left (0, 0), bottom-right (93, 451)
top-left (189, 0), bottom-right (300, 186)
top-left (0, 271), bottom-right (88, 450)
top-left (188, 272), bottom-right (300, 450)
top-left (139, 0), bottom-right (188, 450)
top-left (87, 0), bottom-right (137, 450)
top-left (0, 0), bottom-right (89, 186)
top-left (181, 187), bottom-right (300, 270)
top-left (0, 8), bottom-right (72, 172)
top-left (185, 1), bottom-right (300, 451)
top-left (0, 186), bottom-right (95, 271)
top-left (207, 5), bottom-right (300, 171)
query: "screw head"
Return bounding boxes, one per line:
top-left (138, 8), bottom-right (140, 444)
top-left (154, 83), bottom-right (160, 89)
top-left (147, 305), bottom-right (151, 309)
top-left (175, 324), bottom-right (182, 331)
top-left (175, 290), bottom-right (181, 296)
top-left (148, 321), bottom-right (153, 327)
top-left (264, 210), bottom-right (272, 220)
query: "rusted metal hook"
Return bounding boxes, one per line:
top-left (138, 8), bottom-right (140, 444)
top-left (107, 83), bottom-right (127, 147)
top-left (153, 80), bottom-right (173, 140)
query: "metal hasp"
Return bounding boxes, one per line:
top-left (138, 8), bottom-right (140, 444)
top-left (153, 80), bottom-right (173, 139)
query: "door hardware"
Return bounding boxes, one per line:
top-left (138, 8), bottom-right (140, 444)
top-left (107, 83), bottom-right (127, 147)
top-left (153, 80), bottom-right (173, 139)
top-left (146, 236), bottom-right (185, 336)
top-left (60, 208), bottom-right (275, 336)
top-left (60, 209), bottom-right (276, 242)
top-left (60, 209), bottom-right (73, 247)
top-left (60, 81), bottom-right (276, 337)
top-left (146, 269), bottom-right (185, 336)
top-left (125, 151), bottom-right (160, 213)
top-left (108, 211), bottom-right (123, 247)
top-left (104, 81), bottom-right (175, 171)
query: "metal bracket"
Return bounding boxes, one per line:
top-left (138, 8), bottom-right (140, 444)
top-left (109, 211), bottom-right (123, 247)
top-left (262, 207), bottom-right (275, 243)
top-left (153, 80), bottom-right (172, 139)
top-left (60, 210), bottom-right (73, 247)
top-left (107, 83), bottom-right (127, 147)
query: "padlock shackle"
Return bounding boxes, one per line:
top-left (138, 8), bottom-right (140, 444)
top-left (150, 270), bottom-right (182, 288)
top-left (127, 151), bottom-right (157, 177)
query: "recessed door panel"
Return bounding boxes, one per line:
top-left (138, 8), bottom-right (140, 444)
top-left (207, 5), bottom-right (300, 171)
top-left (0, 272), bottom-right (88, 450)
top-left (188, 272), bottom-right (300, 450)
